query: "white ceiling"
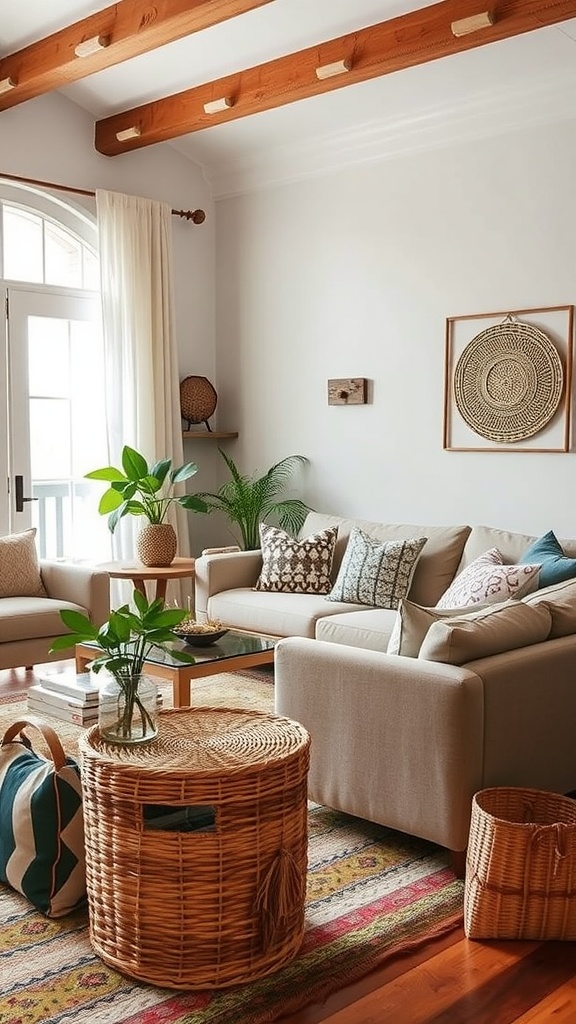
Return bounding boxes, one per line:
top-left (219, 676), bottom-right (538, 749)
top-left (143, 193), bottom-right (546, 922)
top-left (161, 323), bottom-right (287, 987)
top-left (3, 1), bottom-right (576, 195)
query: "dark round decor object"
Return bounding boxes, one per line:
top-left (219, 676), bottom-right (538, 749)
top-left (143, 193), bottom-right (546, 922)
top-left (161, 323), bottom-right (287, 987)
top-left (173, 628), bottom-right (229, 646)
top-left (180, 376), bottom-right (218, 431)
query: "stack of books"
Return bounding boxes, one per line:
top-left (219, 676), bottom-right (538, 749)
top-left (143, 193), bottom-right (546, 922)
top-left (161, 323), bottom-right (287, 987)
top-left (28, 668), bottom-right (100, 725)
top-left (27, 668), bottom-right (165, 726)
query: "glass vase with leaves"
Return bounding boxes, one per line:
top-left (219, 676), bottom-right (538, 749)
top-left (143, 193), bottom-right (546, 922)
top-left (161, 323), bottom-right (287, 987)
top-left (50, 590), bottom-right (195, 745)
top-left (196, 450), bottom-right (312, 550)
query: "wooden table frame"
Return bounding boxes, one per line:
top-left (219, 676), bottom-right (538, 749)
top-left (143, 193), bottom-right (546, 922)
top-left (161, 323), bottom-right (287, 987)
top-left (96, 557), bottom-right (195, 602)
top-left (75, 642), bottom-right (275, 708)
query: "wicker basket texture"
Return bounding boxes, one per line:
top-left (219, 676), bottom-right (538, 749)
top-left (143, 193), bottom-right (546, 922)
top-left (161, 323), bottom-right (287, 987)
top-left (180, 375), bottom-right (217, 428)
top-left (464, 787), bottom-right (576, 941)
top-left (79, 706), bottom-right (310, 989)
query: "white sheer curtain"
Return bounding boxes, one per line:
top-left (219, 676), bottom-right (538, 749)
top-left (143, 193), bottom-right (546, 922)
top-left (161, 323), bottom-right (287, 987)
top-left (96, 189), bottom-right (192, 607)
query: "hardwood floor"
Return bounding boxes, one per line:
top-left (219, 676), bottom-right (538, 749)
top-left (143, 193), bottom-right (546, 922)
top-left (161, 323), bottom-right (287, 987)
top-left (2, 666), bottom-right (575, 1024)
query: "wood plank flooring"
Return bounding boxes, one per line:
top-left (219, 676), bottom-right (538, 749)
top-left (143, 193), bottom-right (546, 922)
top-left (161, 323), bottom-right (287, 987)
top-left (2, 665), bottom-right (575, 1024)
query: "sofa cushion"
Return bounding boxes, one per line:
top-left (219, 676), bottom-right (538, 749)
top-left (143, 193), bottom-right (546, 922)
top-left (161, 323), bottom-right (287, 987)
top-left (327, 529), bottom-right (427, 609)
top-left (208, 588), bottom-right (360, 639)
top-left (519, 530), bottom-right (576, 588)
top-left (418, 600), bottom-right (552, 666)
top-left (0, 529), bottom-right (46, 599)
top-left (387, 598), bottom-right (489, 658)
top-left (254, 524), bottom-right (338, 594)
top-left (300, 513), bottom-right (471, 606)
top-left (0, 597), bottom-right (89, 643)
top-left (522, 577), bottom-right (576, 639)
top-left (315, 608), bottom-right (398, 652)
top-left (436, 549), bottom-right (541, 609)
top-left (457, 525), bottom-right (576, 571)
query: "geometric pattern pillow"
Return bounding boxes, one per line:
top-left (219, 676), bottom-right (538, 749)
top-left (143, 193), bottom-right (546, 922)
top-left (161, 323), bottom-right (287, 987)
top-left (436, 548), bottom-right (541, 610)
top-left (519, 529), bottom-right (576, 588)
top-left (0, 528), bottom-right (46, 598)
top-left (327, 528), bottom-right (427, 609)
top-left (254, 523), bottom-right (338, 594)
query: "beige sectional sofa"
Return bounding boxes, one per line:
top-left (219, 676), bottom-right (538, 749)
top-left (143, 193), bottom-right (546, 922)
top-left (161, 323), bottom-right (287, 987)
top-left (195, 514), bottom-right (576, 859)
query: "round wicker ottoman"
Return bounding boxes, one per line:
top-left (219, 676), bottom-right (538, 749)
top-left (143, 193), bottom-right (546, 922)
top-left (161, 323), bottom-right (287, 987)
top-left (78, 706), bottom-right (310, 989)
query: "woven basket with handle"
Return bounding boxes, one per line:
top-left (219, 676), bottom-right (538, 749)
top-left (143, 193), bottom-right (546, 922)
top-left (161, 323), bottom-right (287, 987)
top-left (464, 786), bottom-right (576, 940)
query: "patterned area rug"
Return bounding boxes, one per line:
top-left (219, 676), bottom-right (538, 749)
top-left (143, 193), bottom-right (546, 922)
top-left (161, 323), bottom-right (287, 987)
top-left (0, 669), bottom-right (464, 1024)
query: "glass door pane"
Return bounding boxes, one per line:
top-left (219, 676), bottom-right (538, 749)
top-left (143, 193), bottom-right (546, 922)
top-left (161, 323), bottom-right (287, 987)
top-left (7, 287), bottom-right (111, 562)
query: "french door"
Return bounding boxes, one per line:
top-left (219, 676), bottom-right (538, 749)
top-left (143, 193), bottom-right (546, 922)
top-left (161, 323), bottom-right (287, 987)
top-left (3, 286), bottom-right (111, 560)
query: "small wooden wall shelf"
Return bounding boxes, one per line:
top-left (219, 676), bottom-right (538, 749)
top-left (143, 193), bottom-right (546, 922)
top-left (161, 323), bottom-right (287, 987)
top-left (182, 431), bottom-right (238, 439)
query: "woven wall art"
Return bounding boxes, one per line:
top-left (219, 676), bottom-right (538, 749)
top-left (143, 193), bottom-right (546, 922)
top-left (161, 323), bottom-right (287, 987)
top-left (443, 305), bottom-right (574, 453)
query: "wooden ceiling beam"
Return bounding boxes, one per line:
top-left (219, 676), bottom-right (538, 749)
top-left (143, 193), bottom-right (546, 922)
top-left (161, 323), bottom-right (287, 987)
top-left (95, 0), bottom-right (576, 156)
top-left (0, 0), bottom-right (274, 110)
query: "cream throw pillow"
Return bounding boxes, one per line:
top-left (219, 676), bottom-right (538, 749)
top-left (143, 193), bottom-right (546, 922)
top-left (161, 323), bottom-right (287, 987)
top-left (418, 600), bottom-right (552, 666)
top-left (0, 529), bottom-right (46, 598)
top-left (387, 598), bottom-right (489, 658)
top-left (436, 548), bottom-right (541, 609)
top-left (327, 528), bottom-right (427, 609)
top-left (522, 577), bottom-right (576, 639)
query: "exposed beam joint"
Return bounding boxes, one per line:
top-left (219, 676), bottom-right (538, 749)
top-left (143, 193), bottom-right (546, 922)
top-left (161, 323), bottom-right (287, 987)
top-left (0, 0), bottom-right (274, 110)
top-left (94, 0), bottom-right (576, 156)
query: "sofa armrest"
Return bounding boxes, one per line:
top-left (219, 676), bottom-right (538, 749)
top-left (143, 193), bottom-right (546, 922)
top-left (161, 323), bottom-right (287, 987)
top-left (40, 561), bottom-right (110, 627)
top-left (274, 637), bottom-right (484, 851)
top-left (195, 550), bottom-right (263, 619)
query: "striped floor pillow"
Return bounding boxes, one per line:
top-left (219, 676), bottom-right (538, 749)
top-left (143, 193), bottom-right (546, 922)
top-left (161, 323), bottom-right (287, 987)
top-left (0, 716), bottom-right (86, 917)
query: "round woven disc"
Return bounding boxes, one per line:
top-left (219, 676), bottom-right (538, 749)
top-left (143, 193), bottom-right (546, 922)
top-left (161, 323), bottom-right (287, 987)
top-left (453, 321), bottom-right (563, 443)
top-left (180, 375), bottom-right (217, 424)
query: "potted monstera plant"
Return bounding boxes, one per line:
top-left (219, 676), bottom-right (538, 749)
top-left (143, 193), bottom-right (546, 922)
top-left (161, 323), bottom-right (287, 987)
top-left (86, 445), bottom-right (207, 567)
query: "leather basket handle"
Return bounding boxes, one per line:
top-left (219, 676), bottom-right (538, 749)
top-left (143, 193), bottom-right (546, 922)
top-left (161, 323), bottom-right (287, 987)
top-left (1, 716), bottom-right (68, 771)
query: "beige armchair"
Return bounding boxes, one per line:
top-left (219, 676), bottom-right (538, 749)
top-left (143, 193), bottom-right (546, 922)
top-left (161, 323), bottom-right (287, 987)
top-left (0, 560), bottom-right (110, 671)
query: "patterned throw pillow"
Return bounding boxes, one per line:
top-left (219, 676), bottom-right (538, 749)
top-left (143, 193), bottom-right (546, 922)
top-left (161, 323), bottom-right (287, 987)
top-left (436, 548), bottom-right (541, 609)
top-left (0, 528), bottom-right (46, 598)
top-left (327, 528), bottom-right (427, 609)
top-left (254, 524), bottom-right (338, 594)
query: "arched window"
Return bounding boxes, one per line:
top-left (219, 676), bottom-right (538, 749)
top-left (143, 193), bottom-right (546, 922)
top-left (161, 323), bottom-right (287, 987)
top-left (0, 181), bottom-right (111, 561)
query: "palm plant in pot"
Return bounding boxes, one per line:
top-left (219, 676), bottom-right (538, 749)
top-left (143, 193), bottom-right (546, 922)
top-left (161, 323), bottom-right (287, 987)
top-left (86, 445), bottom-right (208, 566)
top-left (196, 450), bottom-right (311, 550)
top-left (49, 590), bottom-right (195, 745)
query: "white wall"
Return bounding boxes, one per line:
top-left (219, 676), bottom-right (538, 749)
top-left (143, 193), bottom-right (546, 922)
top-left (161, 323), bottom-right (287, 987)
top-left (215, 117), bottom-right (576, 539)
top-left (0, 91), bottom-right (221, 553)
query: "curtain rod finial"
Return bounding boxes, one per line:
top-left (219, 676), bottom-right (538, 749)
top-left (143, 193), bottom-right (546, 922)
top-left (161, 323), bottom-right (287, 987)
top-left (173, 208), bottom-right (206, 224)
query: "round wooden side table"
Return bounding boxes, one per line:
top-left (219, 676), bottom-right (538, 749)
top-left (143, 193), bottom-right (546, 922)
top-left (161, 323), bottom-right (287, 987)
top-left (79, 706), bottom-right (310, 989)
top-left (96, 556), bottom-right (195, 602)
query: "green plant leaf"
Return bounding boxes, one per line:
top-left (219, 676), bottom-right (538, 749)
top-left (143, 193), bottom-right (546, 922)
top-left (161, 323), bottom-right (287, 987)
top-left (178, 494), bottom-right (208, 513)
top-left (98, 488), bottom-right (124, 514)
top-left (122, 445), bottom-right (149, 480)
top-left (59, 608), bottom-right (96, 633)
top-left (170, 462), bottom-right (199, 484)
top-left (150, 458), bottom-right (171, 486)
top-left (85, 466), bottom-right (125, 482)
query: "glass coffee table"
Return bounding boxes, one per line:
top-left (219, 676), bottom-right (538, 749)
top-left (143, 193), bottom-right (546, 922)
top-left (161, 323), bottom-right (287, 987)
top-left (75, 630), bottom-right (277, 708)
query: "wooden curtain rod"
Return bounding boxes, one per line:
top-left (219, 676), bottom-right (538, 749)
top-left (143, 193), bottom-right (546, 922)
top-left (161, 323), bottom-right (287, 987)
top-left (0, 171), bottom-right (206, 223)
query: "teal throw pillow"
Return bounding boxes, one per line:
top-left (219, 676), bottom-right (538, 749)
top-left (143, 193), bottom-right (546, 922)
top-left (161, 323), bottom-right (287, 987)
top-left (520, 530), bottom-right (576, 589)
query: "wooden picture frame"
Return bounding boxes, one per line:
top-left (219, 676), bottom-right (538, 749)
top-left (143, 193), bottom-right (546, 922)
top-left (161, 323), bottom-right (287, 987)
top-left (443, 304), bottom-right (574, 453)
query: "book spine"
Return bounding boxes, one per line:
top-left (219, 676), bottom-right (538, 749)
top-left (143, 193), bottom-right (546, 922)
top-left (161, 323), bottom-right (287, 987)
top-left (28, 685), bottom-right (98, 710)
top-left (37, 677), bottom-right (100, 702)
top-left (27, 699), bottom-right (98, 725)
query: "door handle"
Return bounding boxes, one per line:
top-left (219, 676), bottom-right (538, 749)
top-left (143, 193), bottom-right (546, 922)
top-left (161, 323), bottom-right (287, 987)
top-left (14, 475), bottom-right (39, 513)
